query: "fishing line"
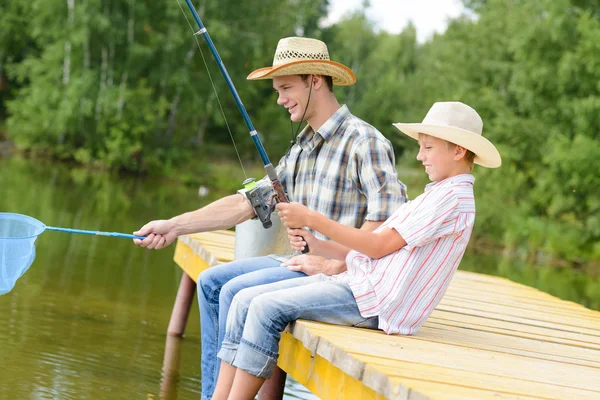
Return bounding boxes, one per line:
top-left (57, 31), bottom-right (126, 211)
top-left (175, 0), bottom-right (247, 179)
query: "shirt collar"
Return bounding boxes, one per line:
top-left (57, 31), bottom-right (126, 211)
top-left (424, 174), bottom-right (475, 192)
top-left (316, 104), bottom-right (350, 141)
top-left (296, 105), bottom-right (351, 151)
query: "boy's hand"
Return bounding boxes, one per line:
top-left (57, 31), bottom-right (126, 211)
top-left (276, 202), bottom-right (311, 228)
top-left (287, 228), bottom-right (317, 253)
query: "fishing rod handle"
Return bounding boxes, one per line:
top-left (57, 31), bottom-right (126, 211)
top-left (271, 180), bottom-right (310, 255)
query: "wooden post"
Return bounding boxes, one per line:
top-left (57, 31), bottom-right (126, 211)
top-left (167, 273), bottom-right (197, 336)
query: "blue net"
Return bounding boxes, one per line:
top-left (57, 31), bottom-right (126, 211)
top-left (0, 213), bottom-right (46, 295)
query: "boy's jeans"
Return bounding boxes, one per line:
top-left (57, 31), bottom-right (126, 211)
top-left (196, 256), bottom-right (305, 400)
top-left (218, 274), bottom-right (379, 379)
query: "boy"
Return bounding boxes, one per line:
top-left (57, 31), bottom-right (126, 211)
top-left (211, 101), bottom-right (501, 399)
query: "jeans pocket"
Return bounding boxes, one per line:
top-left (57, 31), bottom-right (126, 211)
top-left (353, 316), bottom-right (379, 330)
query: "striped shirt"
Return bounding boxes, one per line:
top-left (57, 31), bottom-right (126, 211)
top-left (253, 105), bottom-right (407, 242)
top-left (334, 174), bottom-right (476, 335)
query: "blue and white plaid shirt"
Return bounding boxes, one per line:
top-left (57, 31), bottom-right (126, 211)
top-left (253, 105), bottom-right (407, 242)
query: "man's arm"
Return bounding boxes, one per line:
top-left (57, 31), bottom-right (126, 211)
top-left (171, 194), bottom-right (255, 234)
top-left (134, 193), bottom-right (255, 250)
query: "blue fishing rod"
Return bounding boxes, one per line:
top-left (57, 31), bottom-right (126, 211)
top-left (183, 0), bottom-right (309, 252)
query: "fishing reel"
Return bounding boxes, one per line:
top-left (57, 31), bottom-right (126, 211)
top-left (242, 178), bottom-right (274, 229)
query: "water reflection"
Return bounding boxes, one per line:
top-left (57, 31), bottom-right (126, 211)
top-left (161, 336), bottom-right (183, 400)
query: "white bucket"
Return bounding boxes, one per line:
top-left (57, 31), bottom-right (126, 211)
top-left (234, 211), bottom-right (292, 260)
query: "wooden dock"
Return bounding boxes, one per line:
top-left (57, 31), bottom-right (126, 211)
top-left (172, 231), bottom-right (600, 400)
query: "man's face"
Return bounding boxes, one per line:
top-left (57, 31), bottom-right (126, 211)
top-left (416, 134), bottom-right (458, 182)
top-left (273, 75), bottom-right (311, 122)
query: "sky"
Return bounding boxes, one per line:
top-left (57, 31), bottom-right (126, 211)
top-left (324, 0), bottom-right (466, 43)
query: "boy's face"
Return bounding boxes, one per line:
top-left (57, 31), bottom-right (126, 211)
top-left (273, 75), bottom-right (312, 122)
top-left (416, 134), bottom-right (460, 182)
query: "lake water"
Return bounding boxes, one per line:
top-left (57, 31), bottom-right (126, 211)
top-left (1, 155), bottom-right (598, 399)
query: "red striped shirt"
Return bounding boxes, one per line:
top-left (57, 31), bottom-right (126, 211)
top-left (332, 174), bottom-right (476, 334)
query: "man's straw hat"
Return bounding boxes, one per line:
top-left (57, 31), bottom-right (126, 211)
top-left (247, 37), bottom-right (356, 86)
top-left (393, 102), bottom-right (502, 168)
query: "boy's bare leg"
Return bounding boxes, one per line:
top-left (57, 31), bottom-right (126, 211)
top-left (229, 368), bottom-right (266, 400)
top-left (212, 361), bottom-right (237, 400)
top-left (257, 368), bottom-right (286, 400)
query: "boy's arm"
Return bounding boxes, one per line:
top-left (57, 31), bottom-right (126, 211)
top-left (307, 211), bottom-right (406, 259)
top-left (289, 221), bottom-right (385, 261)
top-left (278, 202), bottom-right (403, 259)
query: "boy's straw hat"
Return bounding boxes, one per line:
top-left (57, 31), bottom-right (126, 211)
top-left (247, 37), bottom-right (356, 86)
top-left (393, 102), bottom-right (501, 168)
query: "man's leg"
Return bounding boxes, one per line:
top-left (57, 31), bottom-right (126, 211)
top-left (196, 256), bottom-right (281, 400)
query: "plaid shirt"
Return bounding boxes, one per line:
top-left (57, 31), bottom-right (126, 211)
top-left (253, 105), bottom-right (407, 242)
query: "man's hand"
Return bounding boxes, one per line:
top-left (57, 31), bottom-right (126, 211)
top-left (277, 202), bottom-right (311, 228)
top-left (133, 219), bottom-right (178, 250)
top-left (282, 254), bottom-right (347, 276)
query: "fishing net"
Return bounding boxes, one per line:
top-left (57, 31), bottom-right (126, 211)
top-left (0, 213), bottom-right (45, 295)
top-left (0, 212), bottom-right (145, 295)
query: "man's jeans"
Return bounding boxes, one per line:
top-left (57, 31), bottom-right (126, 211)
top-left (197, 256), bottom-right (305, 400)
top-left (217, 274), bottom-right (379, 379)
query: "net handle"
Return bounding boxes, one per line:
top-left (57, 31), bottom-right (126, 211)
top-left (45, 226), bottom-right (146, 239)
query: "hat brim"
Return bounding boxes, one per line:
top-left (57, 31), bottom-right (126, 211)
top-left (247, 60), bottom-right (356, 86)
top-left (393, 123), bottom-right (502, 168)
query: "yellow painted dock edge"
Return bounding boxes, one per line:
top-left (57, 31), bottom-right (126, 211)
top-left (173, 236), bottom-right (210, 282)
top-left (278, 329), bottom-right (387, 400)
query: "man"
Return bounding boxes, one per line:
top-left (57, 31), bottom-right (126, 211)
top-left (134, 37), bottom-right (407, 400)
top-left (211, 101), bottom-right (502, 399)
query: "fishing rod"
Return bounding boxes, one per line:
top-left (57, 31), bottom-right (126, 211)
top-left (182, 0), bottom-right (309, 252)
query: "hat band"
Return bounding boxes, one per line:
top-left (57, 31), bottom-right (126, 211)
top-left (274, 49), bottom-right (330, 66)
top-left (422, 118), bottom-right (482, 136)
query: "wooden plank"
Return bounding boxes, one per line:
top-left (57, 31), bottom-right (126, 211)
top-left (442, 290), bottom-right (600, 320)
top-left (435, 304), bottom-right (600, 338)
top-left (411, 325), bottom-right (600, 367)
top-left (367, 362), bottom-right (600, 399)
top-left (428, 312), bottom-right (600, 350)
top-left (425, 319), bottom-right (600, 352)
top-left (293, 322), bottom-right (600, 391)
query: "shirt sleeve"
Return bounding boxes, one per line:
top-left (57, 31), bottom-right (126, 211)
top-left (351, 138), bottom-right (407, 221)
top-left (390, 188), bottom-right (459, 248)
